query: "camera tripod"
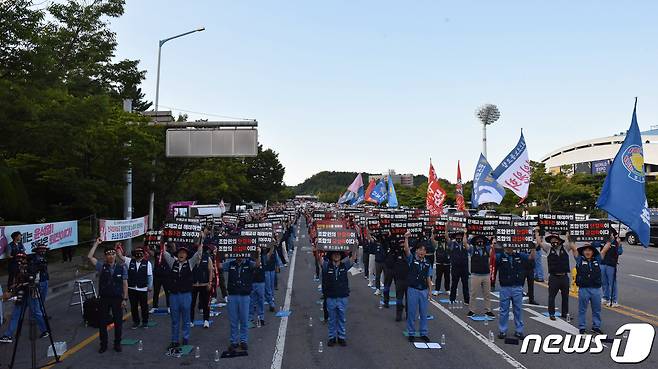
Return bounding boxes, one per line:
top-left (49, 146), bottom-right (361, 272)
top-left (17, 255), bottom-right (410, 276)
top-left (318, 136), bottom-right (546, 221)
top-left (8, 281), bottom-right (60, 369)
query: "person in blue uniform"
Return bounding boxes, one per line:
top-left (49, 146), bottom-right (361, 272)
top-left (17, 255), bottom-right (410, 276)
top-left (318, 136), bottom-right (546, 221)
top-left (446, 228), bottom-right (469, 305)
top-left (220, 248), bottom-right (262, 353)
top-left (599, 228), bottom-right (623, 307)
top-left (536, 232), bottom-right (571, 321)
top-left (568, 235), bottom-right (611, 334)
top-left (162, 243), bottom-right (203, 349)
top-left (117, 247), bottom-right (153, 329)
top-left (403, 231), bottom-right (432, 343)
top-left (251, 245), bottom-right (274, 326)
top-left (262, 242), bottom-right (279, 312)
top-left (87, 239), bottom-right (128, 353)
top-left (372, 233), bottom-right (389, 294)
top-left (190, 244), bottom-right (214, 328)
top-left (432, 233), bottom-right (450, 295)
top-left (495, 240), bottom-right (536, 340)
top-left (316, 246), bottom-right (358, 347)
top-left (467, 235), bottom-right (494, 317)
top-left (383, 238), bottom-right (409, 321)
top-left (5, 232), bottom-right (25, 290)
top-left (150, 242), bottom-right (174, 313)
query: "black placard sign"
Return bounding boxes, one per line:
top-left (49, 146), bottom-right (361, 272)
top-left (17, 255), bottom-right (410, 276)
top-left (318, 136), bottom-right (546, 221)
top-left (497, 215), bottom-right (512, 226)
top-left (316, 229), bottom-right (358, 251)
top-left (512, 219), bottom-right (538, 228)
top-left (447, 216), bottom-right (467, 234)
top-left (163, 219), bottom-right (202, 244)
top-left (216, 236), bottom-right (258, 258)
top-left (240, 228), bottom-right (274, 247)
top-left (244, 221), bottom-right (274, 230)
top-left (144, 231), bottom-right (162, 249)
top-left (390, 221), bottom-right (407, 239)
top-left (495, 226), bottom-right (535, 252)
top-left (467, 217), bottom-right (498, 237)
top-left (539, 213), bottom-right (575, 234)
top-left (568, 220), bottom-right (611, 242)
top-left (406, 220), bottom-right (424, 237)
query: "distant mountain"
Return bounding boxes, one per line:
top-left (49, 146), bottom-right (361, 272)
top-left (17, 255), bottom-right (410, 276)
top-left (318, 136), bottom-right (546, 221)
top-left (294, 171), bottom-right (370, 195)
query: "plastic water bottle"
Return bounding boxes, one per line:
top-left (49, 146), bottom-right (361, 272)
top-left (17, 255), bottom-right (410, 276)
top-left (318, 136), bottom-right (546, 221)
top-left (440, 334), bottom-right (446, 346)
top-left (308, 317), bottom-right (313, 327)
top-left (484, 318), bottom-right (489, 326)
top-left (75, 269), bottom-right (79, 279)
top-left (566, 313), bottom-right (572, 323)
top-left (489, 331), bottom-right (495, 342)
top-left (214, 349), bottom-right (220, 362)
top-left (194, 346), bottom-right (200, 359)
top-left (318, 341), bottom-right (324, 353)
top-left (256, 318), bottom-right (261, 328)
top-left (137, 340), bottom-right (143, 351)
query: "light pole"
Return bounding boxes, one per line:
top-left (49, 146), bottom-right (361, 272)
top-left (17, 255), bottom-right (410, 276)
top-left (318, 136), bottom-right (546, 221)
top-left (476, 104), bottom-right (501, 158)
top-left (149, 27), bottom-right (205, 229)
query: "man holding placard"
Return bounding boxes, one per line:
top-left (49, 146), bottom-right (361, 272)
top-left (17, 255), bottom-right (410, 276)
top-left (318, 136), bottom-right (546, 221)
top-left (536, 232), bottom-right (571, 321)
top-left (403, 231), bottom-right (432, 343)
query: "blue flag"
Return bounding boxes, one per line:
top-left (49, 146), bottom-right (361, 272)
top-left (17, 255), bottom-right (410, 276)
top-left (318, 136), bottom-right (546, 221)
top-left (387, 176), bottom-right (398, 208)
top-left (471, 154), bottom-right (506, 208)
top-left (596, 100), bottom-right (650, 246)
top-left (370, 179), bottom-right (388, 205)
top-left (350, 185), bottom-right (365, 205)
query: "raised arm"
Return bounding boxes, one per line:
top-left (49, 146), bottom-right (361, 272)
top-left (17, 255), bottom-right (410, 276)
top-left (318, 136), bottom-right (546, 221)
top-left (600, 239), bottom-right (612, 259)
top-left (535, 229), bottom-right (550, 252)
top-left (567, 233), bottom-right (578, 256)
top-left (403, 231), bottom-right (412, 257)
top-left (162, 244), bottom-right (175, 268)
top-left (88, 237), bottom-right (101, 266)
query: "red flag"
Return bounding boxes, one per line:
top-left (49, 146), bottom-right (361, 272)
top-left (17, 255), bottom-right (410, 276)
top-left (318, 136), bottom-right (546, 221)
top-left (455, 161), bottom-right (466, 212)
top-left (364, 178), bottom-right (377, 204)
top-left (426, 160), bottom-right (447, 216)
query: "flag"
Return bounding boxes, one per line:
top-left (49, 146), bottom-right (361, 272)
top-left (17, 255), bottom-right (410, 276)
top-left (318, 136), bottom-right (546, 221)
top-left (351, 183), bottom-right (365, 205)
top-left (492, 131), bottom-right (531, 200)
top-left (455, 161), bottom-right (466, 212)
top-left (219, 199), bottom-right (226, 214)
top-left (338, 190), bottom-right (353, 204)
top-left (387, 176), bottom-right (398, 208)
top-left (597, 100), bottom-right (650, 247)
top-left (347, 173), bottom-right (364, 193)
top-left (471, 154), bottom-right (506, 208)
top-left (364, 179), bottom-right (377, 204)
top-left (426, 161), bottom-right (447, 216)
top-left (370, 179), bottom-right (388, 204)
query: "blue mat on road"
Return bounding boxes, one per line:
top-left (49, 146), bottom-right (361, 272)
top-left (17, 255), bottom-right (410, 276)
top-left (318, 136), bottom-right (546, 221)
top-left (438, 299), bottom-right (451, 303)
top-left (468, 315), bottom-right (495, 321)
top-left (193, 320), bottom-right (214, 327)
top-left (379, 300), bottom-right (397, 306)
top-left (276, 310), bottom-right (292, 318)
top-left (542, 312), bottom-right (562, 317)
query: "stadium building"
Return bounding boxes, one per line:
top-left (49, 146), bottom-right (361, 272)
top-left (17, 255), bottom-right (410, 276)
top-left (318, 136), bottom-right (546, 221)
top-left (368, 170), bottom-right (414, 187)
top-left (540, 127), bottom-right (658, 180)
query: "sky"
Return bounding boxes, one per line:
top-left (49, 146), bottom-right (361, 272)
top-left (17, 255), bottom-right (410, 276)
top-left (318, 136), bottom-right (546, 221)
top-left (109, 0), bottom-right (658, 185)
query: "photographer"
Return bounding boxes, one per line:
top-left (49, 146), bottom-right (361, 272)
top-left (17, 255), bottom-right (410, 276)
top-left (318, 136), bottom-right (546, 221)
top-left (29, 243), bottom-right (50, 301)
top-left (0, 252), bottom-right (49, 344)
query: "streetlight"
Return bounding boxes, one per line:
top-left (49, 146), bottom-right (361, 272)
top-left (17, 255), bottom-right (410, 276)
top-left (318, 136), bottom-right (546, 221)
top-left (149, 27), bottom-right (205, 229)
top-left (476, 104), bottom-right (501, 158)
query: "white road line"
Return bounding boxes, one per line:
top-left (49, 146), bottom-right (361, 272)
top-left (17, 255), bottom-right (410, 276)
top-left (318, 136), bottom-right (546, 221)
top-left (629, 274), bottom-right (658, 283)
top-left (429, 299), bottom-right (527, 369)
top-left (270, 246), bottom-right (298, 369)
top-left (645, 259), bottom-right (658, 264)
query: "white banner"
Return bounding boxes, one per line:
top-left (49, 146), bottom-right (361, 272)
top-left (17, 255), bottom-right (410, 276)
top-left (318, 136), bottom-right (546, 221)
top-left (0, 220), bottom-right (78, 258)
top-left (99, 216), bottom-right (149, 241)
top-left (492, 132), bottom-right (531, 199)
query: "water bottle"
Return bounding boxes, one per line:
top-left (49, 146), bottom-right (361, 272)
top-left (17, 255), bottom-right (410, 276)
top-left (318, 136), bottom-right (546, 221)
top-left (137, 340), bottom-right (143, 351)
top-left (75, 269), bottom-right (79, 279)
top-left (448, 301), bottom-right (453, 310)
top-left (566, 313), bottom-right (572, 323)
top-left (214, 349), bottom-right (220, 362)
top-left (378, 302), bottom-right (383, 310)
top-left (194, 346), bottom-right (200, 359)
top-left (318, 341), bottom-right (324, 353)
top-left (308, 317), bottom-right (313, 327)
top-left (484, 318), bottom-right (489, 326)
top-left (457, 300), bottom-right (463, 309)
top-left (440, 334), bottom-right (446, 346)
top-left (256, 318), bottom-right (261, 328)
top-left (489, 331), bottom-right (495, 342)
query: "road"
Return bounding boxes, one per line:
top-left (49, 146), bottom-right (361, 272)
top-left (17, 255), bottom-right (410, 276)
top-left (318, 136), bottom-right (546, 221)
top-left (1, 219), bottom-right (656, 369)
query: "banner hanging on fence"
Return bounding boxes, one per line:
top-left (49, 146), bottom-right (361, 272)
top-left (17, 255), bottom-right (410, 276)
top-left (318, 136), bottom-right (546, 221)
top-left (0, 220), bottom-right (78, 257)
top-left (99, 216), bottom-right (149, 241)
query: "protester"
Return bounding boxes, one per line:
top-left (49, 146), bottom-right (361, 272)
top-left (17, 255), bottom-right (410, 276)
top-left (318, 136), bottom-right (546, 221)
top-left (162, 242), bottom-right (203, 350)
top-left (150, 242), bottom-right (173, 313)
top-left (117, 247), bottom-right (153, 329)
top-left (600, 228), bottom-right (623, 307)
top-left (251, 246), bottom-right (274, 326)
top-left (87, 239), bottom-right (128, 353)
top-left (467, 235), bottom-right (494, 317)
top-left (383, 237), bottom-right (409, 321)
top-left (190, 244), bottom-right (214, 328)
top-left (219, 248), bottom-right (262, 353)
top-left (536, 232), bottom-right (571, 320)
top-left (317, 246), bottom-right (358, 347)
top-left (432, 235), bottom-right (451, 295)
top-left (446, 228), bottom-right (469, 305)
top-left (0, 252), bottom-right (49, 344)
top-left (534, 246), bottom-right (545, 282)
top-left (29, 242), bottom-right (50, 301)
top-left (523, 250), bottom-right (539, 305)
top-left (495, 240), bottom-right (536, 340)
top-left (569, 235), bottom-right (611, 334)
top-left (371, 233), bottom-right (388, 294)
top-left (6, 232), bottom-right (25, 290)
top-left (263, 242), bottom-right (279, 312)
top-left (403, 231), bottom-right (432, 343)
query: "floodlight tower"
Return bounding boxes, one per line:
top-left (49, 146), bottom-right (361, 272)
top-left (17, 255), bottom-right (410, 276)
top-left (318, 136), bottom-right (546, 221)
top-left (476, 104), bottom-right (501, 158)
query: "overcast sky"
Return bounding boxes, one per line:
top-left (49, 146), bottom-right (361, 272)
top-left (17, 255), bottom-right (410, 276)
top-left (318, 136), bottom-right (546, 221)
top-left (110, 0), bottom-right (658, 185)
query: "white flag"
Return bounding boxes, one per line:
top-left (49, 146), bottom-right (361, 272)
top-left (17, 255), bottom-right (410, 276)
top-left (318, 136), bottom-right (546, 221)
top-left (492, 132), bottom-right (531, 199)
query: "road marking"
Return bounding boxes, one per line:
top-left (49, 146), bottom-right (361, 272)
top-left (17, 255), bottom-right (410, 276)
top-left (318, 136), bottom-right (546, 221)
top-left (525, 308), bottom-right (579, 335)
top-left (429, 299), bottom-right (527, 369)
top-left (535, 281), bottom-right (658, 326)
top-left (629, 274), bottom-right (658, 283)
top-left (271, 244), bottom-right (298, 369)
top-left (646, 259), bottom-right (658, 264)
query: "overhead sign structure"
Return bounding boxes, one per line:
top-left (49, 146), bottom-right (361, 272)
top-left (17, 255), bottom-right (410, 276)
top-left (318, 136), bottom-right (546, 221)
top-left (165, 121), bottom-right (258, 158)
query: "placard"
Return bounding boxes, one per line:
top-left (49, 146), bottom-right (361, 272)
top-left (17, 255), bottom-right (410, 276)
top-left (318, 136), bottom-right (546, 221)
top-left (239, 228), bottom-right (274, 247)
top-left (538, 213), bottom-right (575, 234)
top-left (316, 229), bottom-right (358, 251)
top-left (162, 219), bottom-right (202, 244)
top-left (216, 236), bottom-right (258, 258)
top-left (466, 216), bottom-right (498, 237)
top-left (495, 226), bottom-right (535, 252)
top-left (244, 221), bottom-right (273, 230)
top-left (568, 220), bottom-right (611, 242)
top-left (447, 216), bottom-right (467, 234)
top-left (511, 219), bottom-right (538, 228)
top-left (99, 216), bottom-right (149, 242)
top-left (315, 220), bottom-right (345, 230)
top-left (143, 231), bottom-right (162, 249)
top-left (497, 215), bottom-right (512, 226)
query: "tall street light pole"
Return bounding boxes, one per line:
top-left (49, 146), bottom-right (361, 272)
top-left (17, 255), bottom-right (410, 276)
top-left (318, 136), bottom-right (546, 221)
top-left (149, 27), bottom-right (205, 229)
top-left (476, 104), bottom-right (501, 158)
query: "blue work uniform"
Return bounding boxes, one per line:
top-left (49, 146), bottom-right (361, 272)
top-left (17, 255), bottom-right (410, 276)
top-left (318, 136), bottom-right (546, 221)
top-left (575, 254), bottom-right (602, 330)
top-left (222, 259), bottom-right (256, 345)
top-left (263, 252), bottom-right (277, 307)
top-left (322, 258), bottom-right (353, 341)
top-left (250, 254), bottom-right (267, 323)
top-left (599, 241), bottom-right (622, 304)
top-left (495, 251), bottom-right (528, 335)
top-left (96, 261), bottom-right (128, 347)
top-left (406, 254), bottom-right (431, 337)
top-left (449, 240), bottom-right (470, 303)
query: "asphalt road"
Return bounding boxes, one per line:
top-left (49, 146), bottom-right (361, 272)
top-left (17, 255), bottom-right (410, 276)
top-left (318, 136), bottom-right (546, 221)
top-left (1, 219), bottom-right (656, 369)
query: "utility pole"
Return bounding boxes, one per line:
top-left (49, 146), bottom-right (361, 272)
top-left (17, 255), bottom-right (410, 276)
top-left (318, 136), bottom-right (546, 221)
top-left (123, 99), bottom-right (133, 253)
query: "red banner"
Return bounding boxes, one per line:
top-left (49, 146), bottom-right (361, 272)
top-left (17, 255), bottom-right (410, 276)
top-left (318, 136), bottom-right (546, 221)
top-left (426, 161), bottom-right (447, 216)
top-left (455, 161), bottom-right (466, 212)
